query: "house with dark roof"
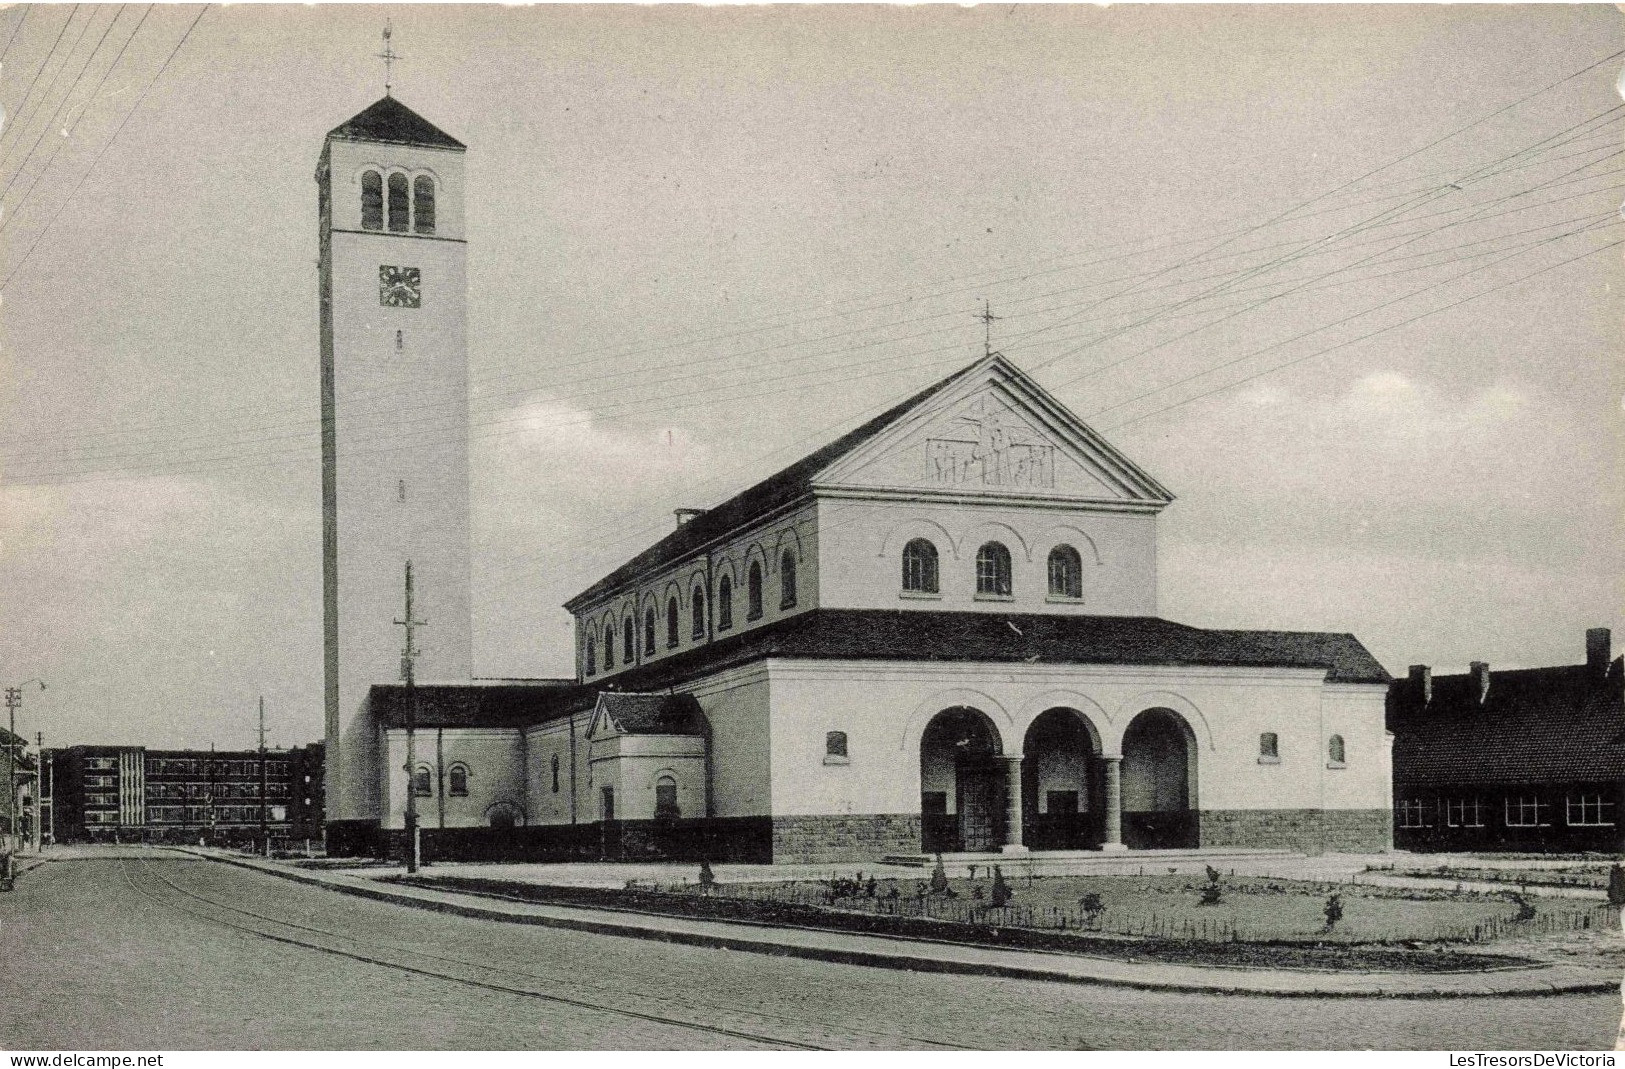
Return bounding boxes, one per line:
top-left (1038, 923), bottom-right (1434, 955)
top-left (1388, 629), bottom-right (1625, 853)
top-left (316, 97), bottom-right (1394, 864)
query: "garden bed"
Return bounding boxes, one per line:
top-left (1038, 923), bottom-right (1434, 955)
top-left (1378, 863), bottom-right (1617, 892)
top-left (390, 871), bottom-right (1562, 974)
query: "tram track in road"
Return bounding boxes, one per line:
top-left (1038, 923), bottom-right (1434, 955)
top-left (122, 857), bottom-right (976, 1051)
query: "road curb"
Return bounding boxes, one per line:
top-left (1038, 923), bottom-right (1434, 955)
top-left (176, 848), bottom-right (1622, 1000)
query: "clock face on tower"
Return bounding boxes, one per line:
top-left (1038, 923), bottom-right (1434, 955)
top-left (379, 265), bottom-right (421, 308)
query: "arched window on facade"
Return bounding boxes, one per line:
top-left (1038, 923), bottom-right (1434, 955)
top-left (691, 584), bottom-right (706, 639)
top-left (412, 175), bottom-right (436, 235)
top-left (666, 596), bottom-right (680, 648)
top-left (747, 561), bottom-right (764, 620)
top-left (780, 550), bottom-right (798, 609)
top-left (550, 754), bottom-right (560, 793)
top-left (717, 574), bottom-right (734, 631)
top-left (411, 764), bottom-right (432, 797)
top-left (360, 170), bottom-right (383, 230)
top-left (448, 764), bottom-right (469, 797)
top-left (975, 541), bottom-right (1013, 597)
top-left (584, 632), bottom-right (596, 676)
top-left (623, 616), bottom-right (635, 664)
top-left (1259, 732), bottom-right (1279, 761)
top-left (387, 172), bottom-right (410, 233)
top-left (901, 538), bottom-right (939, 594)
top-left (1328, 734), bottom-right (1346, 765)
top-left (644, 607), bottom-right (656, 655)
top-left (603, 621), bottom-right (616, 669)
top-left (1047, 545), bottom-right (1083, 599)
top-left (654, 774), bottom-right (680, 820)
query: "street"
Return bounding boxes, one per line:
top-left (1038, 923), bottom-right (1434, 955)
top-left (1, 850), bottom-right (1618, 1050)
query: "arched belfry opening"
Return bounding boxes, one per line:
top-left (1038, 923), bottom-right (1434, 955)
top-left (1021, 708), bottom-right (1103, 850)
top-left (919, 706), bottom-right (1005, 853)
top-left (1121, 708), bottom-right (1198, 848)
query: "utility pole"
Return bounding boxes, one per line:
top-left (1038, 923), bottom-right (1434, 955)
top-left (258, 697), bottom-right (270, 858)
top-left (4, 681), bottom-right (43, 854)
top-left (395, 561), bottom-right (426, 873)
top-left (33, 733), bottom-right (43, 853)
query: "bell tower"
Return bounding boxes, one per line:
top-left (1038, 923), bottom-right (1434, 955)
top-left (317, 96), bottom-right (472, 837)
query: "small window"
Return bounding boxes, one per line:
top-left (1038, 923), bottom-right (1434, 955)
top-left (361, 170), bottom-right (383, 230)
top-left (411, 764), bottom-right (432, 798)
top-left (1565, 793), bottom-right (1613, 827)
top-left (975, 542), bottom-right (1012, 597)
top-left (654, 775), bottom-right (679, 820)
top-left (1327, 734), bottom-right (1345, 766)
top-left (1258, 732), bottom-right (1279, 761)
top-left (747, 561), bottom-right (764, 620)
top-left (1505, 795), bottom-right (1550, 828)
top-left (717, 575), bottom-right (734, 631)
top-left (692, 584), bottom-right (706, 639)
top-left (412, 175), bottom-right (435, 235)
top-left (601, 785), bottom-right (615, 822)
top-left (666, 596), bottom-right (680, 649)
top-left (448, 764), bottom-right (469, 797)
top-left (584, 632), bottom-right (596, 676)
top-left (825, 731), bottom-right (848, 759)
top-left (550, 754), bottom-right (560, 794)
top-left (1047, 545), bottom-right (1083, 599)
top-left (1446, 796), bottom-right (1485, 828)
top-left (1397, 799), bottom-right (1430, 828)
top-left (623, 616), bottom-right (635, 663)
top-left (603, 622), bottom-right (616, 669)
top-left (644, 607), bottom-right (656, 655)
top-left (902, 538), bottom-right (939, 594)
top-left (387, 172), bottom-right (410, 233)
top-left (780, 550), bottom-right (798, 609)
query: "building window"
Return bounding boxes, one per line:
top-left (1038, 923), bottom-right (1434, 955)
top-left (1505, 795), bottom-right (1550, 828)
top-left (1446, 796), bottom-right (1485, 828)
top-left (411, 764), bottom-right (433, 798)
top-left (623, 616), bottom-right (635, 663)
top-left (644, 607), bottom-right (656, 655)
top-left (448, 764), bottom-right (469, 797)
top-left (654, 775), bottom-right (679, 820)
top-left (550, 754), bottom-right (560, 794)
top-left (603, 622), bottom-right (616, 669)
top-left (1566, 793), bottom-right (1615, 827)
top-left (902, 538), bottom-right (938, 594)
top-left (717, 575), bottom-right (733, 631)
top-left (1047, 545), bottom-right (1083, 599)
top-left (824, 731), bottom-right (848, 765)
top-left (975, 542), bottom-right (1012, 597)
top-left (412, 175), bottom-right (435, 235)
top-left (692, 584), bottom-right (706, 639)
top-left (1258, 732), bottom-right (1279, 762)
top-left (387, 172), bottom-right (410, 233)
top-left (1397, 799), bottom-right (1429, 828)
top-left (1327, 734), bottom-right (1345, 766)
top-left (361, 170), bottom-right (383, 230)
top-left (666, 596), bottom-right (680, 648)
top-left (584, 633), bottom-right (596, 676)
top-left (747, 561), bottom-right (764, 620)
top-left (780, 550), bottom-right (798, 609)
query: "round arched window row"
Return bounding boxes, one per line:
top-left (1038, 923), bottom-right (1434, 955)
top-left (780, 550), bottom-right (798, 610)
top-left (666, 596), bottom-right (680, 649)
top-left (643, 607), bottom-right (656, 655)
top-left (901, 538), bottom-right (939, 594)
top-left (747, 561), bottom-right (764, 621)
top-left (1047, 545), bottom-right (1083, 600)
top-left (603, 621), bottom-right (616, 669)
top-left (448, 764), bottom-right (469, 797)
top-left (692, 584), bottom-right (706, 639)
top-left (717, 574), bottom-right (734, 631)
top-left (975, 541), bottom-right (1012, 597)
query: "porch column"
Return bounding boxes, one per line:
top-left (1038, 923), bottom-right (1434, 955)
top-left (1101, 755), bottom-right (1127, 852)
top-left (1000, 754), bottom-right (1028, 854)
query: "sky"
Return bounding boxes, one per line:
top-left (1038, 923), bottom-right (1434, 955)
top-left (0, 4), bottom-right (1620, 752)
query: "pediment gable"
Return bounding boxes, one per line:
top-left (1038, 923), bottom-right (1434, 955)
top-left (816, 355), bottom-right (1173, 504)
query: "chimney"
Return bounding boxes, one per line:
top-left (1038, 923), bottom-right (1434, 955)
top-left (673, 508), bottom-right (707, 529)
top-left (1469, 661), bottom-right (1491, 704)
top-left (1407, 664), bottom-right (1432, 706)
top-left (1586, 627), bottom-right (1611, 675)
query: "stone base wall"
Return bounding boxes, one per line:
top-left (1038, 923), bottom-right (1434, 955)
top-left (1199, 809), bottom-right (1391, 854)
top-left (771, 813), bottom-right (923, 864)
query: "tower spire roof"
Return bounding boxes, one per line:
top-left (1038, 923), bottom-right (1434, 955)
top-left (326, 96), bottom-right (465, 151)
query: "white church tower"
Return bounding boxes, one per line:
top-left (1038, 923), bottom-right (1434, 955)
top-left (317, 96), bottom-right (473, 838)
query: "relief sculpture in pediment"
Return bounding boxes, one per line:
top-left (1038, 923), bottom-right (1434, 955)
top-left (926, 398), bottom-right (1055, 489)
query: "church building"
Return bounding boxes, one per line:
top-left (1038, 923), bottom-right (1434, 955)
top-left (319, 97), bottom-right (1394, 863)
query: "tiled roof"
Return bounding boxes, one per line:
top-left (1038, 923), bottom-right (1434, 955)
top-left (327, 96), bottom-right (465, 150)
top-left (1389, 660), bottom-right (1625, 786)
top-left (371, 680), bottom-right (588, 729)
top-left (563, 359), bottom-right (987, 611)
top-left (594, 692), bottom-right (706, 735)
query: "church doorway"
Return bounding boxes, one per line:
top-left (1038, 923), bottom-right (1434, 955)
top-left (1121, 708), bottom-right (1198, 849)
top-left (1021, 708), bottom-right (1102, 850)
top-left (919, 706), bottom-right (1005, 853)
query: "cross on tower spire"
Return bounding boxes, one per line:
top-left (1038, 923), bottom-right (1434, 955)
top-left (978, 300), bottom-right (1003, 358)
top-left (378, 20), bottom-right (402, 97)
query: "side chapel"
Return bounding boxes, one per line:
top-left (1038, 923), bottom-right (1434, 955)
top-left (319, 97), bottom-right (1394, 863)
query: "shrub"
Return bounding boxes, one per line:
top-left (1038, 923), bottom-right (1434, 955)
top-left (1198, 866), bottom-right (1223, 906)
top-left (1509, 891), bottom-right (1537, 922)
top-left (1080, 892), bottom-right (1106, 928)
top-left (1607, 863), bottom-right (1625, 908)
top-left (697, 859), bottom-right (715, 892)
top-left (1323, 893), bottom-right (1344, 932)
top-left (930, 854), bottom-right (950, 895)
top-left (990, 865), bottom-right (1013, 908)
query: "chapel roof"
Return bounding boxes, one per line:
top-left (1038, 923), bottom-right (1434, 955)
top-left (592, 692), bottom-right (706, 736)
top-left (327, 96), bottom-right (466, 150)
top-left (1388, 659), bottom-right (1625, 786)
